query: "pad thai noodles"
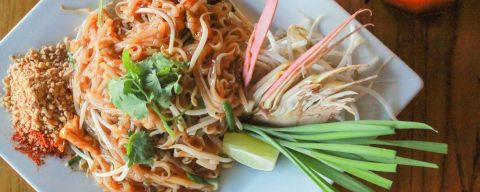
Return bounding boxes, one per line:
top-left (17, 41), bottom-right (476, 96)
top-left (66, 0), bottom-right (250, 191)
top-left (30, 0), bottom-right (447, 191)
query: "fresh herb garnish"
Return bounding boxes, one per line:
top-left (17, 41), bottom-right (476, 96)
top-left (223, 102), bottom-right (235, 131)
top-left (122, 48), bottom-right (142, 76)
top-left (125, 130), bottom-right (155, 167)
top-left (108, 49), bottom-right (187, 138)
top-left (97, 0), bottom-right (104, 27)
top-left (67, 156), bottom-right (82, 167)
top-left (186, 172), bottom-right (218, 189)
top-left (205, 178), bottom-right (219, 190)
top-left (243, 120), bottom-right (448, 191)
top-left (186, 172), bottom-right (209, 184)
top-left (150, 103), bottom-right (175, 138)
top-left (67, 52), bottom-right (75, 67)
top-left (108, 78), bottom-right (149, 119)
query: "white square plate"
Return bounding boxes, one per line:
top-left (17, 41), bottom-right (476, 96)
top-left (0, 0), bottom-right (423, 192)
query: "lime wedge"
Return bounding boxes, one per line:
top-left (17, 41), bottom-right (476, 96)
top-left (223, 132), bottom-right (279, 171)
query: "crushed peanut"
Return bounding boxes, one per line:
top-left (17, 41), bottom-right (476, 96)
top-left (2, 43), bottom-right (75, 165)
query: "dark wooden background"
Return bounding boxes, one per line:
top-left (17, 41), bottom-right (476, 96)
top-left (0, 0), bottom-right (478, 191)
top-left (335, 0), bottom-right (480, 192)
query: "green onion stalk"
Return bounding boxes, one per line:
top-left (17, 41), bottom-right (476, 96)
top-left (243, 120), bottom-right (447, 192)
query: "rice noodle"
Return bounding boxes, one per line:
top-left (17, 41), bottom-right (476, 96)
top-left (136, 8), bottom-right (176, 53)
top-left (93, 164), bottom-right (128, 178)
top-left (79, 101), bottom-right (88, 129)
top-left (168, 144), bottom-right (232, 163)
top-left (149, 129), bottom-right (163, 137)
top-left (97, 115), bottom-right (115, 131)
top-left (186, 117), bottom-right (218, 135)
top-left (350, 103), bottom-right (360, 120)
top-left (196, 159), bottom-right (218, 170)
top-left (185, 109), bottom-right (208, 116)
top-left (71, 145), bottom-right (94, 167)
top-left (307, 15), bottom-right (324, 39)
top-left (112, 165), bottom-right (130, 181)
top-left (90, 109), bottom-right (114, 149)
top-left (189, 13), bottom-right (210, 70)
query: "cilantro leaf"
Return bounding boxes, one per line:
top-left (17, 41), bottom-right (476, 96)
top-left (164, 84), bottom-right (175, 96)
top-left (108, 79), bottom-right (127, 107)
top-left (108, 51), bottom-right (186, 139)
top-left (67, 156), bottom-right (81, 167)
top-left (141, 53), bottom-right (187, 76)
top-left (122, 48), bottom-right (143, 77)
top-left (145, 70), bottom-right (163, 97)
top-left (108, 79), bottom-right (149, 119)
top-left (157, 63), bottom-right (171, 76)
top-left (156, 94), bottom-right (173, 109)
top-left (163, 75), bottom-right (182, 97)
top-left (141, 54), bottom-right (186, 109)
top-left (125, 130), bottom-right (154, 167)
top-left (123, 79), bottom-right (143, 94)
top-left (119, 94), bottom-right (149, 119)
top-left (145, 70), bottom-right (173, 108)
top-left (139, 58), bottom-right (155, 73)
top-left (173, 75), bottom-right (183, 94)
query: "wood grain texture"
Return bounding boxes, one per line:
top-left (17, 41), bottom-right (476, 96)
top-left (0, 0), bottom-right (478, 192)
top-left (336, 0), bottom-right (480, 192)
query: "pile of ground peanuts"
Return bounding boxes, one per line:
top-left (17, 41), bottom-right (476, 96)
top-left (2, 43), bottom-right (75, 165)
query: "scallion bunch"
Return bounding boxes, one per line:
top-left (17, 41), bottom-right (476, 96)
top-left (244, 120), bottom-right (447, 192)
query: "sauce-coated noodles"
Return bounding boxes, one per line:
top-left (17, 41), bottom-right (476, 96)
top-left (65, 0), bottom-right (250, 191)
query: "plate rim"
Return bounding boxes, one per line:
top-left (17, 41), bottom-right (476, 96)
top-left (0, 0), bottom-right (424, 191)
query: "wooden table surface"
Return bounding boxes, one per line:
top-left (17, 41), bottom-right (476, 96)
top-left (1, 0), bottom-right (478, 192)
